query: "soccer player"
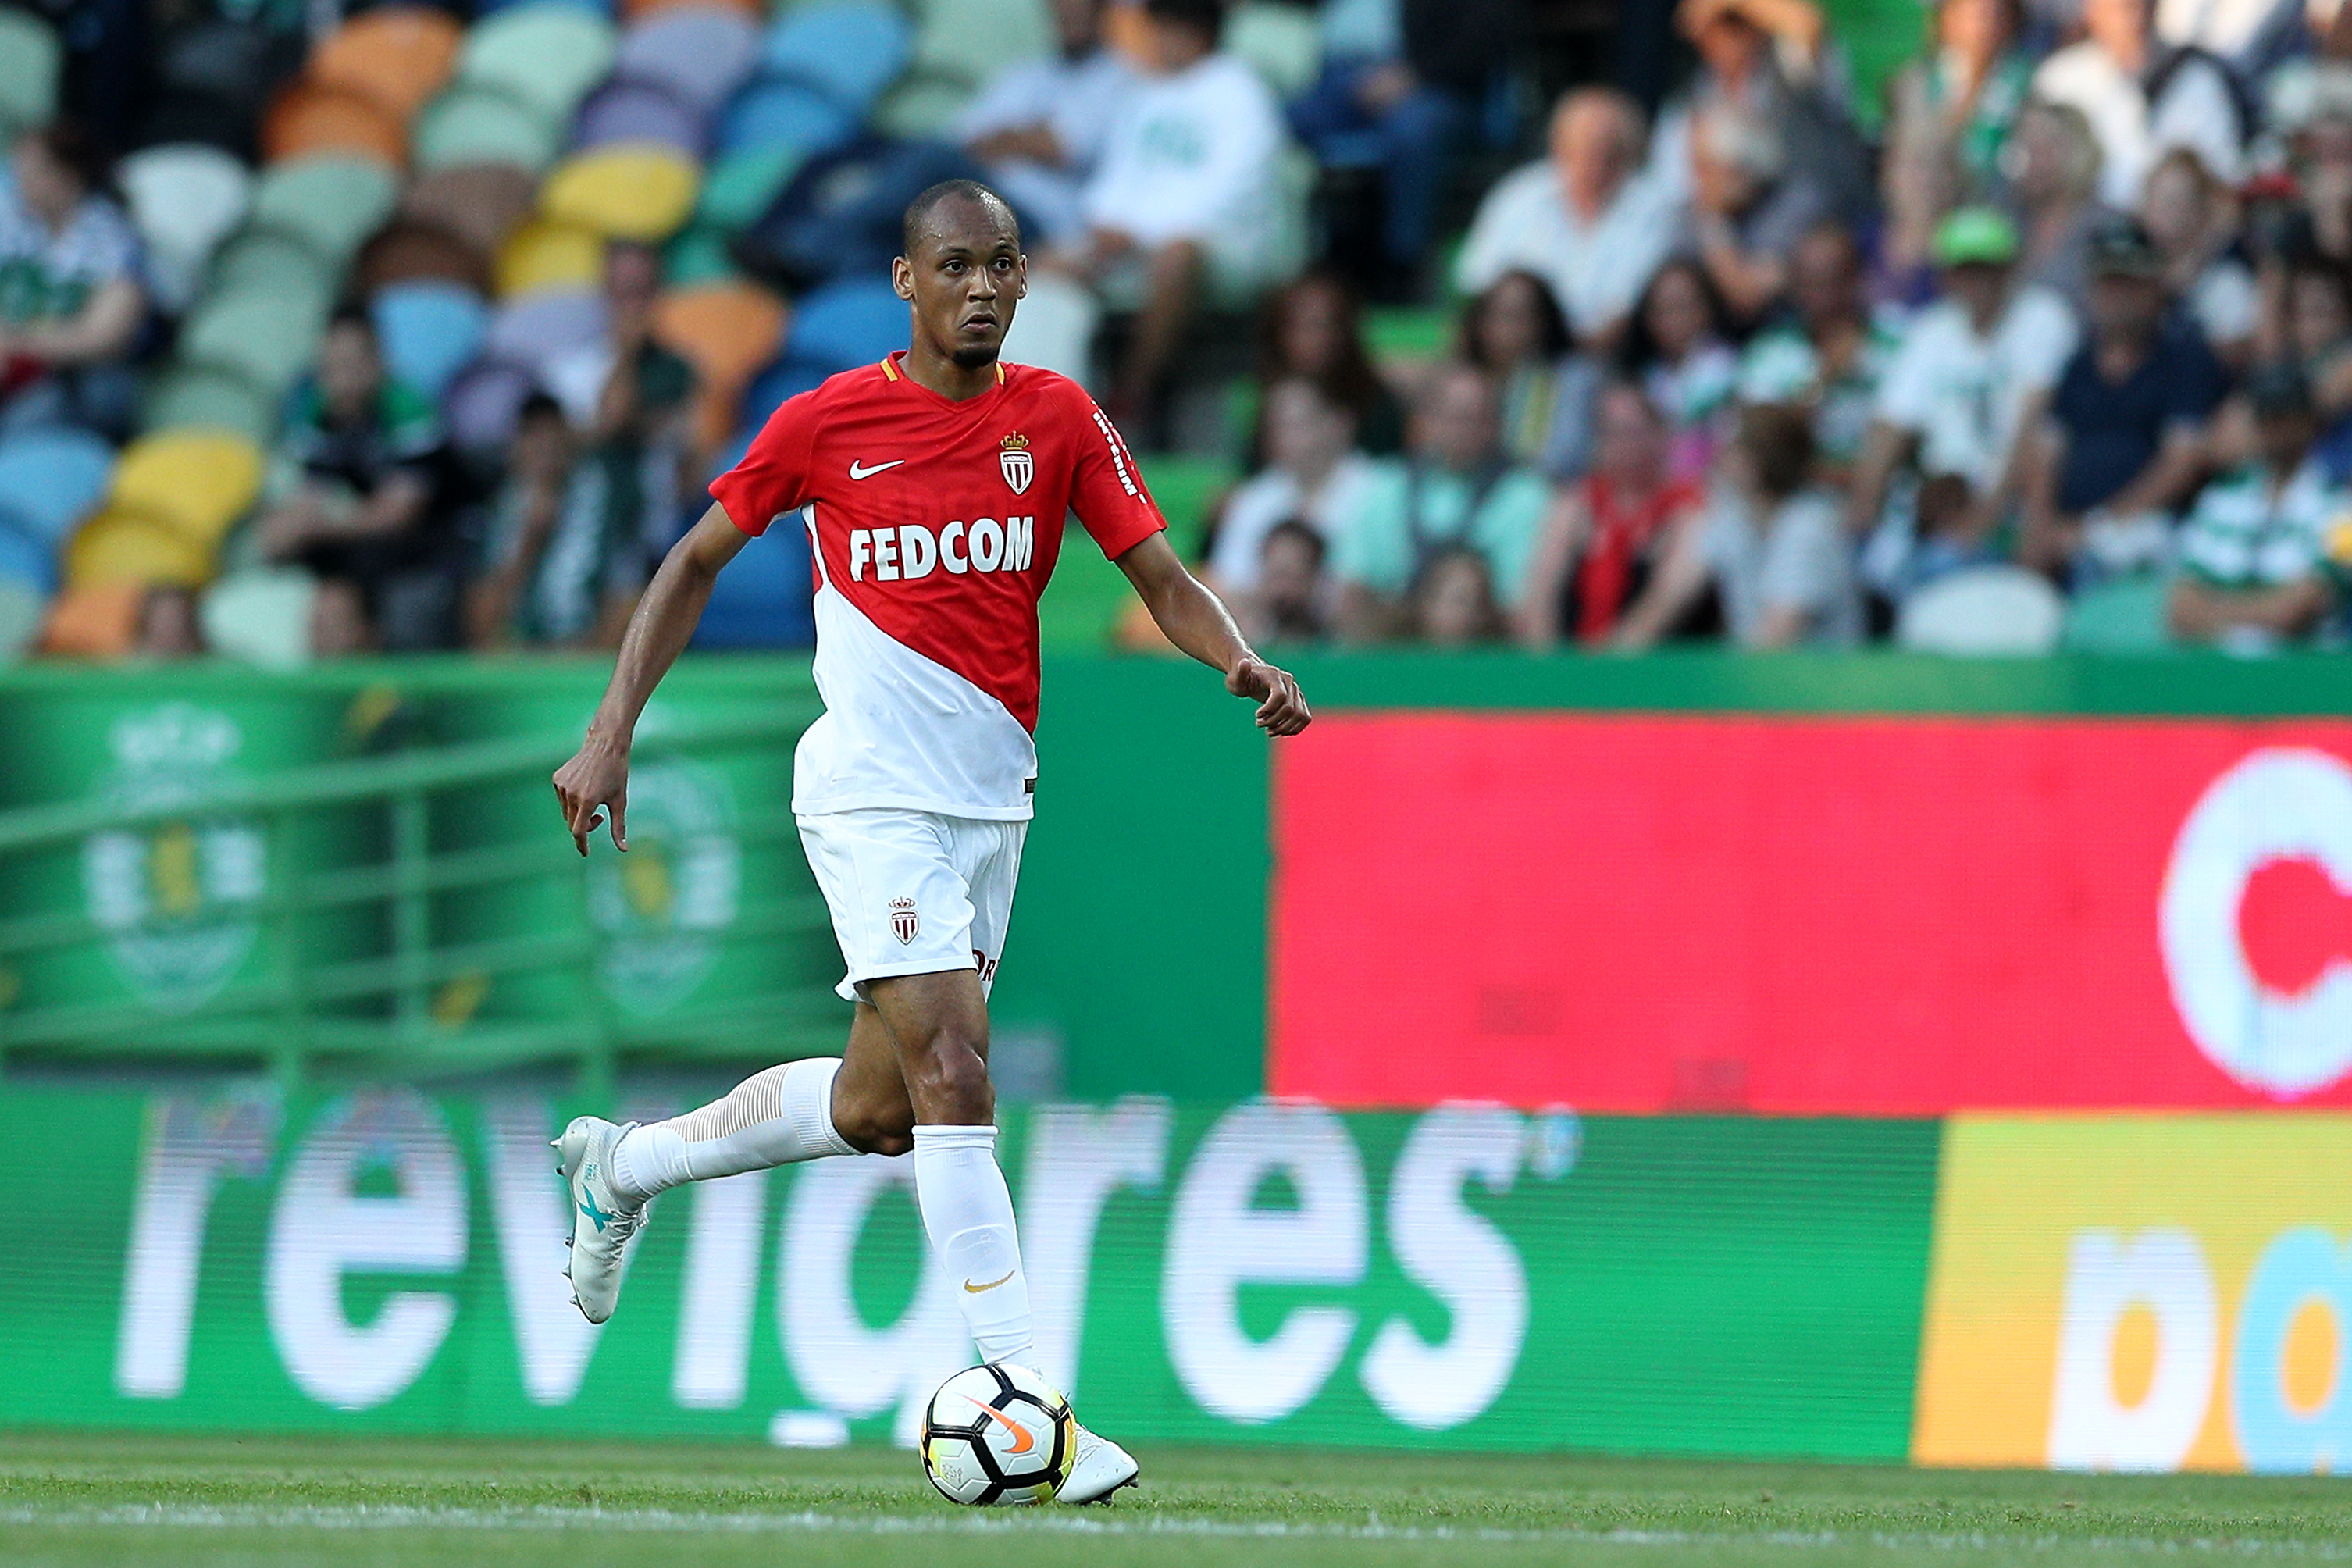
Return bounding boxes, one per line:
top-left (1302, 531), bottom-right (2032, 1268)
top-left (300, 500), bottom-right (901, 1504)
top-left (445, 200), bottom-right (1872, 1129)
top-left (547, 179), bottom-right (1310, 1502)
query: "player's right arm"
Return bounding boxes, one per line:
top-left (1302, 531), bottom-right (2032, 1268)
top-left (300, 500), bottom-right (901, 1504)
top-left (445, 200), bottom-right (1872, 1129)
top-left (551, 503), bottom-right (749, 854)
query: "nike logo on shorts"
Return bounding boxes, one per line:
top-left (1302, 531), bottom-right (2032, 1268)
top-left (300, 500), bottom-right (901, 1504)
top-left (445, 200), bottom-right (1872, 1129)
top-left (849, 459), bottom-right (905, 479)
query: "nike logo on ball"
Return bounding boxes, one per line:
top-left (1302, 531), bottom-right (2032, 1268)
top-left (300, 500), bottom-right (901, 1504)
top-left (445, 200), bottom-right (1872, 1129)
top-left (849, 459), bottom-right (905, 479)
top-left (964, 1395), bottom-right (1038, 1454)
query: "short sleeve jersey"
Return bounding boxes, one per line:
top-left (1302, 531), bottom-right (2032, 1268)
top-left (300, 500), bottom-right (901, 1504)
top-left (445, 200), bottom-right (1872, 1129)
top-left (711, 354), bottom-right (1164, 820)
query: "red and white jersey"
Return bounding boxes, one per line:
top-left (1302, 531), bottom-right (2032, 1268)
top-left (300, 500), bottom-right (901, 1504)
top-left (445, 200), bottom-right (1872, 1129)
top-left (711, 353), bottom-right (1164, 820)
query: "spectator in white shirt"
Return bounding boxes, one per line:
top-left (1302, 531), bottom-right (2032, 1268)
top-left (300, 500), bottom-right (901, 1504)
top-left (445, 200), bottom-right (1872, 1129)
top-left (1066, 0), bottom-right (1293, 427)
top-left (958, 0), bottom-right (1135, 246)
top-left (2033, 0), bottom-right (2247, 210)
top-left (1206, 377), bottom-right (1377, 592)
top-left (1847, 207), bottom-right (2079, 550)
top-left (1454, 87), bottom-right (1679, 352)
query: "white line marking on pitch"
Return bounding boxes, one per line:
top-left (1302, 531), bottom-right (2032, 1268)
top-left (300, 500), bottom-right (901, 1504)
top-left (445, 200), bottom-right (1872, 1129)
top-left (0, 1503), bottom-right (2344, 1557)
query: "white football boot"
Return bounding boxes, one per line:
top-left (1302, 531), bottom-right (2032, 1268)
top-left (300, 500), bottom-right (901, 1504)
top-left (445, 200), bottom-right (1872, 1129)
top-left (1057, 1424), bottom-right (1139, 1504)
top-left (553, 1116), bottom-right (647, 1324)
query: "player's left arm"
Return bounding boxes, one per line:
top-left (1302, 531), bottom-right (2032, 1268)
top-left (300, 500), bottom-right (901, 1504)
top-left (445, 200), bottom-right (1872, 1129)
top-left (1113, 532), bottom-right (1310, 736)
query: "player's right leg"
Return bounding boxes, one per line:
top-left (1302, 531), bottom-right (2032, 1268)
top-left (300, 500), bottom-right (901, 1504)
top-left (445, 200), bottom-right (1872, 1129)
top-left (557, 1005), bottom-right (912, 1324)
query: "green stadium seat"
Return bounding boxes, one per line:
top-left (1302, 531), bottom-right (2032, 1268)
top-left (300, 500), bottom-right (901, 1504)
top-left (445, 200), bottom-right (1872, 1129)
top-left (179, 292), bottom-right (330, 397)
top-left (116, 144), bottom-right (251, 315)
top-left (0, 9), bottom-right (61, 136)
top-left (142, 362), bottom-right (281, 447)
top-left (697, 145), bottom-right (805, 233)
top-left (662, 223), bottom-right (742, 287)
top-left (907, 0), bottom-right (1051, 91)
top-left (205, 229), bottom-right (338, 322)
top-left (413, 84), bottom-right (562, 175)
top-left (251, 156), bottom-right (402, 263)
top-left (460, 4), bottom-right (619, 124)
top-left (0, 576), bottom-right (40, 660)
top-left (2063, 572), bottom-right (2174, 653)
top-left (871, 70), bottom-right (973, 140)
top-left (1224, 2), bottom-right (1321, 98)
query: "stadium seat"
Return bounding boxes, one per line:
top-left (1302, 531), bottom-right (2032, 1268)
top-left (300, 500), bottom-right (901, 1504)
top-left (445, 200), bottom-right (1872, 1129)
top-left (907, 0), bottom-right (1052, 94)
top-left (412, 84), bottom-right (563, 174)
top-left (0, 510), bottom-right (55, 594)
top-left (205, 229), bottom-right (338, 322)
top-left (441, 358), bottom-right (539, 454)
top-left (141, 363), bottom-right (280, 447)
top-left (37, 580), bottom-right (145, 659)
top-left (66, 508), bottom-right (214, 590)
top-left (654, 281), bottom-right (789, 448)
top-left (762, 2), bottom-right (911, 113)
top-left (116, 144), bottom-right (251, 315)
top-left (692, 511), bottom-right (816, 647)
top-left (739, 357), bottom-right (829, 428)
top-left (372, 282), bottom-right (492, 401)
top-left (782, 278), bottom-right (908, 370)
top-left (0, 8), bottom-right (59, 136)
top-left (1224, 2), bottom-right (1323, 98)
top-left (663, 223), bottom-right (741, 286)
top-left (308, 6), bottom-right (461, 126)
top-left (355, 216), bottom-right (492, 296)
top-left (697, 145), bottom-right (805, 233)
top-left (2063, 572), bottom-right (2174, 653)
top-left (251, 156), bottom-right (403, 263)
top-left (403, 163), bottom-right (541, 257)
top-left (201, 569), bottom-right (318, 669)
top-left (570, 77), bottom-right (706, 157)
top-left (615, 6), bottom-right (761, 112)
top-left (495, 218), bottom-right (606, 298)
top-left (872, 71), bottom-right (975, 140)
top-left (180, 292), bottom-right (329, 397)
top-left (625, 0), bottom-right (759, 18)
top-left (542, 146), bottom-right (700, 241)
top-left (486, 287), bottom-right (610, 372)
top-left (461, 4), bottom-right (619, 123)
top-left (108, 432), bottom-right (267, 550)
top-left (0, 428), bottom-right (116, 545)
top-left (717, 76), bottom-right (858, 159)
top-left (262, 81), bottom-right (408, 169)
top-left (1895, 566), bottom-right (2066, 656)
top-left (0, 576), bottom-right (41, 659)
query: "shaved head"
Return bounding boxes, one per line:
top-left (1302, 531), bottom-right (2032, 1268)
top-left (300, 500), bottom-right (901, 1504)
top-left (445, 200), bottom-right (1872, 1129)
top-left (903, 180), bottom-right (1021, 260)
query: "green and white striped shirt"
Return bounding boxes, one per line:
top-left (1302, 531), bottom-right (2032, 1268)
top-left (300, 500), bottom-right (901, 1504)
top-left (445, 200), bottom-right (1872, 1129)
top-left (2176, 460), bottom-right (2352, 590)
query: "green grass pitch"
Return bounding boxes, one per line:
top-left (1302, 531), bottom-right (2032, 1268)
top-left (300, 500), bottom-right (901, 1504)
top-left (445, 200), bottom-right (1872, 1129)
top-left (1, 1431), bottom-right (2347, 1567)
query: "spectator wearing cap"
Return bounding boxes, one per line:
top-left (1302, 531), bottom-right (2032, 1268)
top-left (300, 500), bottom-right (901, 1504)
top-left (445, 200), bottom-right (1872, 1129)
top-left (2033, 0), bottom-right (2247, 212)
top-left (0, 122), bottom-right (146, 439)
top-left (1848, 208), bottom-right (2079, 559)
top-left (2168, 362), bottom-right (2350, 648)
top-left (2019, 216), bottom-right (2229, 583)
top-left (1734, 220), bottom-right (1906, 486)
top-left (1454, 87), bottom-right (1680, 352)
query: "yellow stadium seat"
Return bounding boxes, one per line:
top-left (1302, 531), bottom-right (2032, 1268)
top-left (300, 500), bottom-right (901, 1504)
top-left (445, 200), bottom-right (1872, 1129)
top-left (65, 508), bottom-right (212, 590)
top-left (107, 432), bottom-right (265, 549)
top-left (540, 146), bottom-right (700, 243)
top-left (495, 217), bottom-right (605, 299)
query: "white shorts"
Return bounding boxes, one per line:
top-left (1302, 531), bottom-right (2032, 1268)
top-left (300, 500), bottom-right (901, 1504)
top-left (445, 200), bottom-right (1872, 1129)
top-left (796, 807), bottom-right (1026, 1003)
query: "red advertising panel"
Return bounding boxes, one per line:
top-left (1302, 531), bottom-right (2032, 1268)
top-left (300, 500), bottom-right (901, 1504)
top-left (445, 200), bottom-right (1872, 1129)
top-left (1270, 714), bottom-right (2352, 1114)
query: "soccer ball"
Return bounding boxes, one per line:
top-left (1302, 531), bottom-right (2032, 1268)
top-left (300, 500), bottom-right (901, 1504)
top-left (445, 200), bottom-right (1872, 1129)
top-left (919, 1362), bottom-right (1077, 1506)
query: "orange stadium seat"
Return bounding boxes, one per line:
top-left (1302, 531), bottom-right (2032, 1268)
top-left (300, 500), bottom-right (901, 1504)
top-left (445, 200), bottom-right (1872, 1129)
top-left (654, 281), bottom-right (789, 451)
top-left (307, 7), bottom-right (462, 126)
top-left (262, 81), bottom-right (407, 169)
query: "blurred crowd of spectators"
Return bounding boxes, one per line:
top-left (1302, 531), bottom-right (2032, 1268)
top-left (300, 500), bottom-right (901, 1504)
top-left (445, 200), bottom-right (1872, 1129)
top-left (16, 0), bottom-right (2352, 659)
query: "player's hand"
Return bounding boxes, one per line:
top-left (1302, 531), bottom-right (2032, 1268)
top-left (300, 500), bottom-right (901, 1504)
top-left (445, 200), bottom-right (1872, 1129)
top-left (1227, 657), bottom-right (1310, 736)
top-left (552, 736), bottom-right (630, 856)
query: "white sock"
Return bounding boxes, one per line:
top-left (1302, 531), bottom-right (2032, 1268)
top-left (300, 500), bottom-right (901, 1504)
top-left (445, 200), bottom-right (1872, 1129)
top-left (911, 1123), bottom-right (1033, 1364)
top-left (611, 1058), bottom-right (856, 1202)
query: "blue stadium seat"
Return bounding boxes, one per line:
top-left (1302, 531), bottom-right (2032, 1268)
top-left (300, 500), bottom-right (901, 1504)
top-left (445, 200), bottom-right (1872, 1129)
top-left (718, 77), bottom-right (858, 159)
top-left (762, 2), bottom-right (911, 115)
top-left (739, 357), bottom-right (831, 429)
top-left (615, 6), bottom-right (760, 112)
top-left (372, 282), bottom-right (490, 402)
top-left (0, 507), bottom-right (56, 593)
top-left (780, 278), bottom-right (908, 372)
top-left (0, 428), bottom-right (115, 544)
top-left (694, 430), bottom-right (814, 647)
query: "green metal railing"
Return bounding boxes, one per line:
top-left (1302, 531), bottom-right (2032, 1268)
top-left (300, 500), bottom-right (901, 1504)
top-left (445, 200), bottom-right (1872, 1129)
top-left (0, 707), bottom-right (847, 1092)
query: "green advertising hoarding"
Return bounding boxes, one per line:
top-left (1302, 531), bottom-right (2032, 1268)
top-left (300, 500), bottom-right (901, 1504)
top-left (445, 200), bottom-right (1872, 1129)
top-left (0, 1085), bottom-right (1936, 1459)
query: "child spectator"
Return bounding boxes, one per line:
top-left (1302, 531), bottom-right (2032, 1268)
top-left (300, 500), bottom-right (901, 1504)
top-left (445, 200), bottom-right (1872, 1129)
top-left (1204, 377), bottom-right (1375, 594)
top-left (1332, 362), bottom-right (1551, 640)
top-left (0, 122), bottom-right (145, 438)
top-left (1409, 545), bottom-right (1506, 647)
top-left (1734, 220), bottom-right (1905, 486)
top-left (1622, 257), bottom-right (1738, 486)
top-left (1457, 268), bottom-right (1601, 478)
top-left (2168, 362), bottom-right (2348, 649)
top-left (465, 394), bottom-right (650, 651)
top-left (1514, 380), bottom-right (1706, 649)
top-left (1703, 402), bottom-right (1862, 647)
top-left (1882, 0), bottom-right (2034, 276)
top-left (1236, 518), bottom-right (1331, 643)
top-left (255, 308), bottom-right (448, 650)
top-left (2020, 216), bottom-right (2229, 583)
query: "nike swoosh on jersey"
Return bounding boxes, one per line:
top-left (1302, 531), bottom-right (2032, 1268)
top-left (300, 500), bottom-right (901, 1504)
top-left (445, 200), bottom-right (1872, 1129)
top-left (849, 459), bottom-right (906, 479)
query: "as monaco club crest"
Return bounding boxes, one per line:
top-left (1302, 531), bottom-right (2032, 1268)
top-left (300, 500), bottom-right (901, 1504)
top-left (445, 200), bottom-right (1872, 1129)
top-left (889, 897), bottom-right (919, 944)
top-left (1000, 432), bottom-right (1032, 496)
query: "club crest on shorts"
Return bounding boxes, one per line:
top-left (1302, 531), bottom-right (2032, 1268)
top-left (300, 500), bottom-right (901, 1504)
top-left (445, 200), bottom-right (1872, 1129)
top-left (889, 897), bottom-right (919, 944)
top-left (999, 432), bottom-right (1032, 496)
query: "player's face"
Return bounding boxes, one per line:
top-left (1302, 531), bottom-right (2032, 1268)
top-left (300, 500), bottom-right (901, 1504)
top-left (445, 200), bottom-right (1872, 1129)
top-left (896, 203), bottom-right (1026, 369)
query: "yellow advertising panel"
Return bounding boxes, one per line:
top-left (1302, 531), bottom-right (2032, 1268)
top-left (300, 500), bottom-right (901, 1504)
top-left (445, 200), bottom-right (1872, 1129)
top-left (1914, 1115), bottom-right (2352, 1473)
